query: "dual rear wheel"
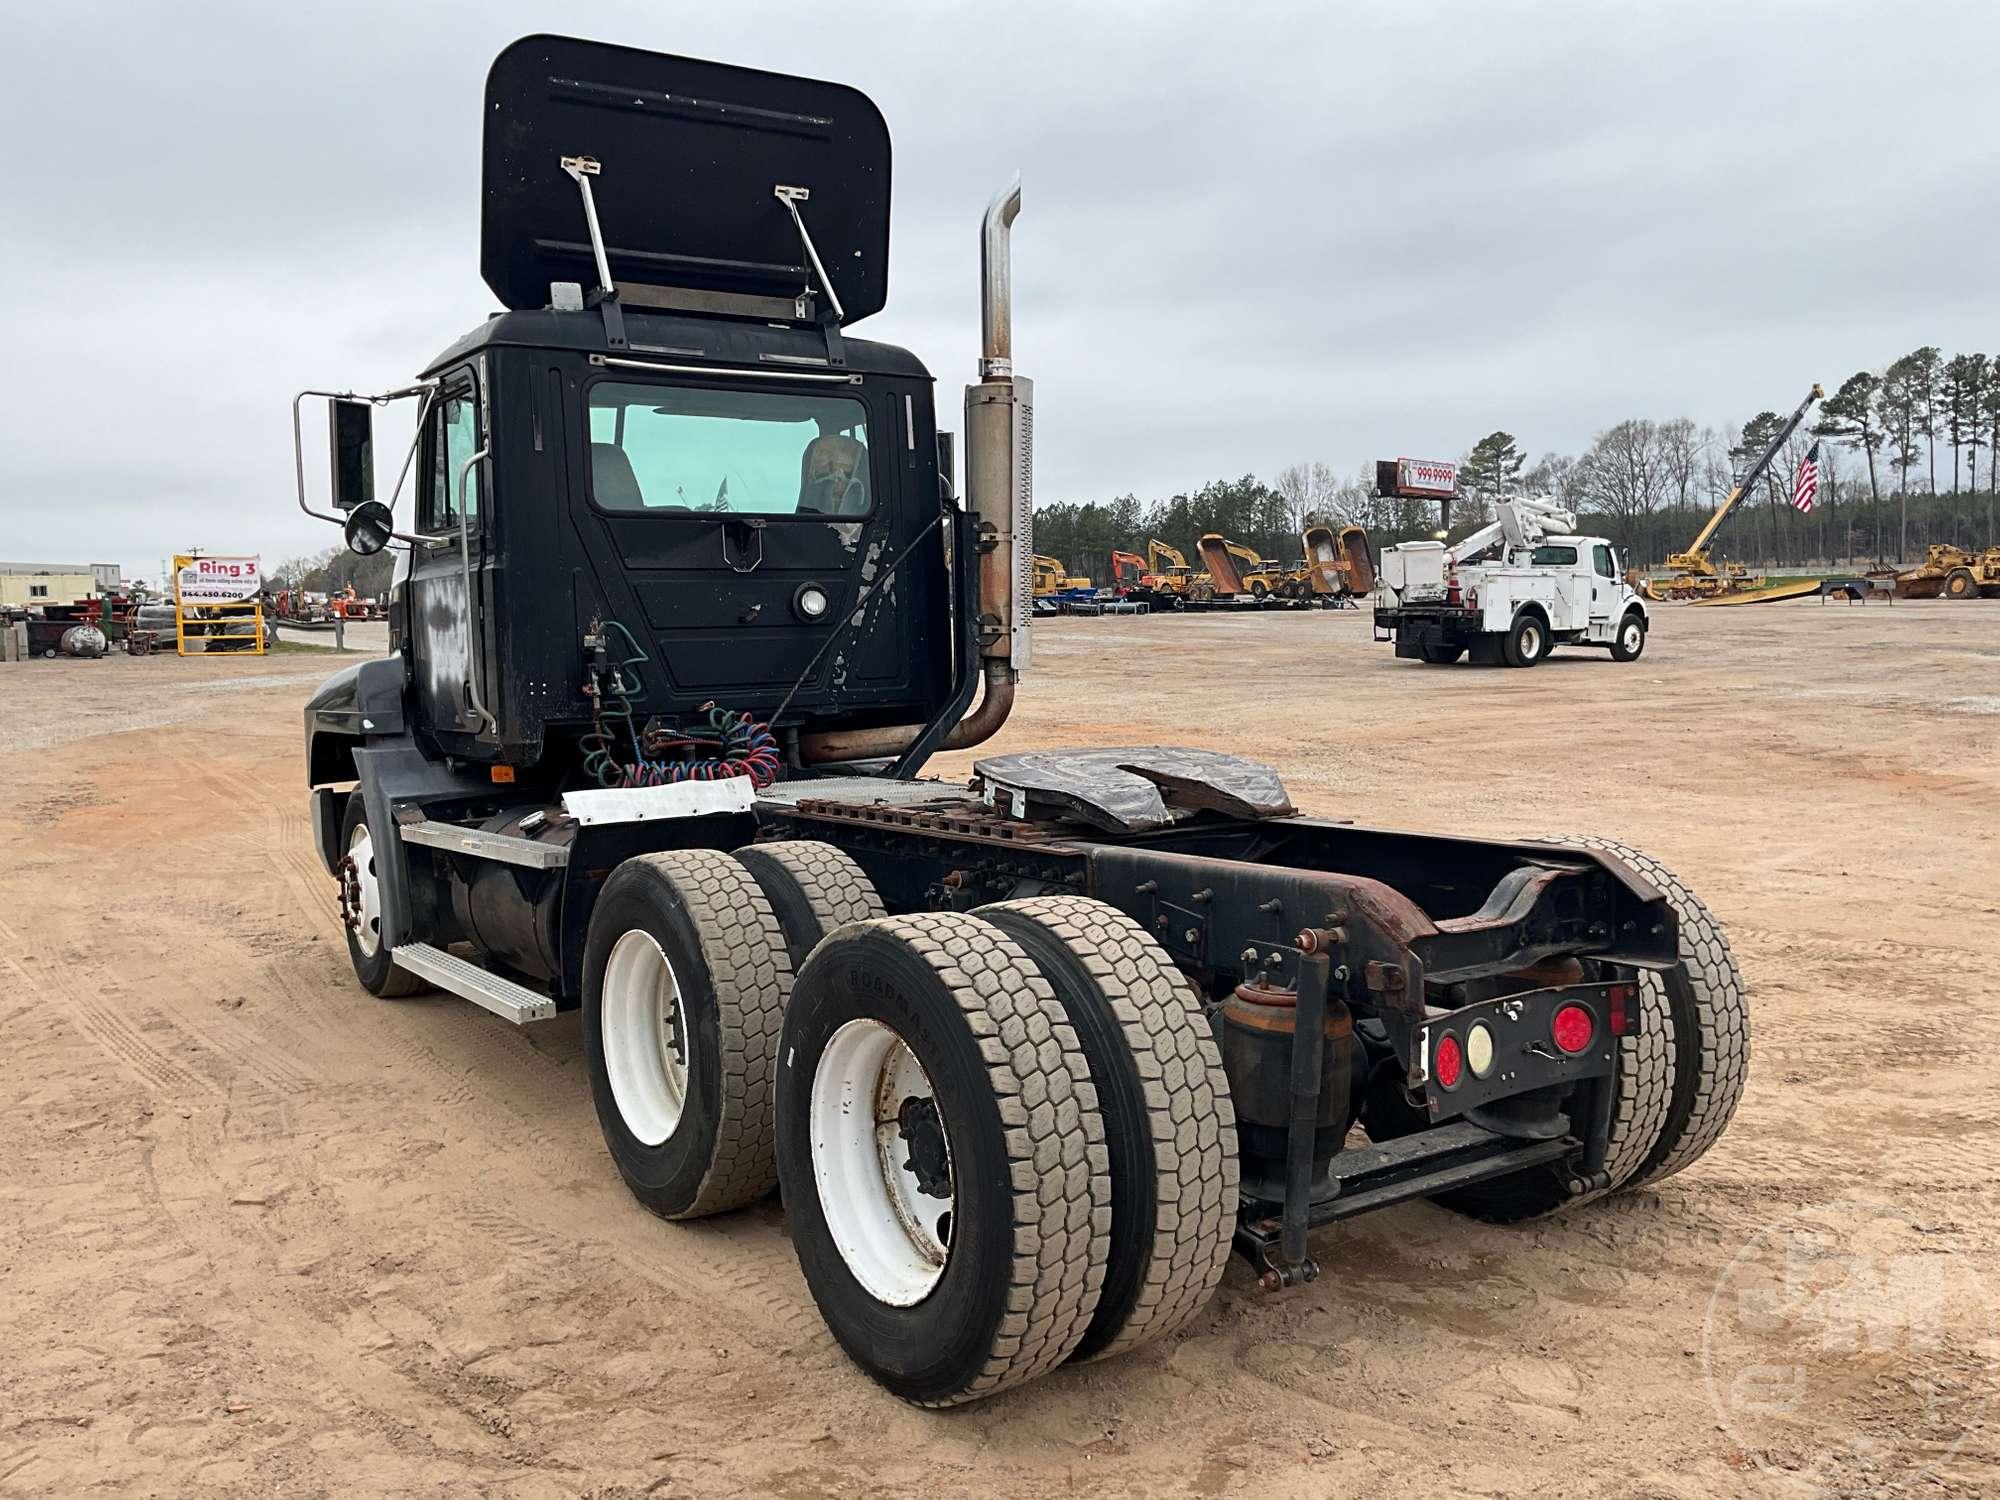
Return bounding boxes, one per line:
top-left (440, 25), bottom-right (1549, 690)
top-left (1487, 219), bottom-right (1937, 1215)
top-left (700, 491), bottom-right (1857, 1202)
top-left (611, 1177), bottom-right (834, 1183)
top-left (578, 841), bottom-right (1235, 1406)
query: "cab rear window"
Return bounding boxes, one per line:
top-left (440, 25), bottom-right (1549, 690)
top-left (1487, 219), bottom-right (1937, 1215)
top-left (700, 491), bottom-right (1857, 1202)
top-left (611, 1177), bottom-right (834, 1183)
top-left (586, 381), bottom-right (872, 517)
top-left (1529, 545), bottom-right (1579, 566)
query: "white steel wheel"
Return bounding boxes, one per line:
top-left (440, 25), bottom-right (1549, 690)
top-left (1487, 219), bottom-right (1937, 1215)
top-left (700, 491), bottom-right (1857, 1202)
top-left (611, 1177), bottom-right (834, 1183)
top-left (580, 850), bottom-right (791, 1220)
top-left (810, 1018), bottom-right (954, 1306)
top-left (346, 822), bottom-right (384, 958)
top-left (776, 913), bottom-right (1112, 1406)
top-left (600, 929), bottom-right (692, 1148)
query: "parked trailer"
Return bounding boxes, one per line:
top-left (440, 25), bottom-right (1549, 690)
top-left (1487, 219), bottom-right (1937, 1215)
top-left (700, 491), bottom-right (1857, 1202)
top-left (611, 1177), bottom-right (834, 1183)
top-left (295, 36), bottom-right (1748, 1407)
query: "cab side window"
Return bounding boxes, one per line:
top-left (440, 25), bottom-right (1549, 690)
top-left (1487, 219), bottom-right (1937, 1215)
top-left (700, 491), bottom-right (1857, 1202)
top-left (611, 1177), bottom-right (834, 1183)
top-left (421, 387), bottom-right (482, 532)
top-left (1593, 544), bottom-right (1616, 579)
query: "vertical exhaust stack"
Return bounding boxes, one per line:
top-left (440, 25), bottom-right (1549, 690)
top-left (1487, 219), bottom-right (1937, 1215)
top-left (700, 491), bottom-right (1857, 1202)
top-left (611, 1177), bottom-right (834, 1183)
top-left (964, 175), bottom-right (1033, 678)
top-left (797, 176), bottom-right (1028, 763)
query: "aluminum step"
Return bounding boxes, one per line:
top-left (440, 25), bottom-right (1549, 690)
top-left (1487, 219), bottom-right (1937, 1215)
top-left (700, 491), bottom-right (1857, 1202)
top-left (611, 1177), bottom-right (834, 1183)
top-left (392, 943), bottom-right (558, 1023)
top-left (398, 819), bottom-right (568, 869)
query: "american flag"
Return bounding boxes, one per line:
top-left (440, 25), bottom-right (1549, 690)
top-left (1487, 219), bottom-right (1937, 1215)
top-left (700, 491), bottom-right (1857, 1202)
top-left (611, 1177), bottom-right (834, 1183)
top-left (1792, 443), bottom-right (1820, 513)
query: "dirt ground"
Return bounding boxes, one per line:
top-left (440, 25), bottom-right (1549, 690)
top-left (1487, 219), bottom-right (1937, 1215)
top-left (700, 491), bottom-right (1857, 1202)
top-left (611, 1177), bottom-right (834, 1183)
top-left (2, 600), bottom-right (1995, 1498)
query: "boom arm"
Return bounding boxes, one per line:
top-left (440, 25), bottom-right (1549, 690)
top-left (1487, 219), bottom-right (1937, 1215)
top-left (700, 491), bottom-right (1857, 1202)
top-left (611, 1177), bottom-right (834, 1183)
top-left (1224, 541), bottom-right (1265, 568)
top-left (1446, 498), bottom-right (1574, 567)
top-left (1146, 538), bottom-right (1188, 573)
top-left (1683, 384), bottom-right (1823, 558)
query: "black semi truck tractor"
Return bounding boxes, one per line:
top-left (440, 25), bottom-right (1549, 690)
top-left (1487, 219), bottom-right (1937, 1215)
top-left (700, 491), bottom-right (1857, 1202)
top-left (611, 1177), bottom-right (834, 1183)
top-left (296, 35), bottom-right (1749, 1407)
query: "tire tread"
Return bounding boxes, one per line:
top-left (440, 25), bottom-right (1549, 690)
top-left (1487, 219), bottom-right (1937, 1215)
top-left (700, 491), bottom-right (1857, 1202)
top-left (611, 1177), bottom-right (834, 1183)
top-left (849, 912), bottom-right (1112, 1405)
top-left (620, 850), bottom-right (792, 1218)
top-left (982, 896), bottom-right (1237, 1361)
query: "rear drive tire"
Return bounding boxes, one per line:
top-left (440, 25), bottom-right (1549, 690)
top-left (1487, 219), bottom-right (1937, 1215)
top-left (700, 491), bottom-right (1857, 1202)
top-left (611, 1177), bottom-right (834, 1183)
top-left (582, 850), bottom-right (792, 1220)
top-left (1418, 644), bottom-right (1464, 665)
top-left (980, 897), bottom-right (1237, 1363)
top-left (777, 913), bottom-right (1111, 1406)
top-left (733, 840), bottom-right (885, 971)
top-left (1609, 610), bottom-right (1647, 662)
top-left (1572, 838), bottom-right (1749, 1188)
top-left (1944, 567), bottom-right (1976, 600)
top-left (337, 795), bottom-right (429, 998)
top-left (1384, 837), bottom-right (1745, 1223)
top-left (1503, 612), bottom-right (1546, 668)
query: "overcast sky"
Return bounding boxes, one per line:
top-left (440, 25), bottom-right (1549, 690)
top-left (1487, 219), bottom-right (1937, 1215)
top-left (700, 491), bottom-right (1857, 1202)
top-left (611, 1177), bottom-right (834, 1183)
top-left (3, 0), bottom-right (1994, 579)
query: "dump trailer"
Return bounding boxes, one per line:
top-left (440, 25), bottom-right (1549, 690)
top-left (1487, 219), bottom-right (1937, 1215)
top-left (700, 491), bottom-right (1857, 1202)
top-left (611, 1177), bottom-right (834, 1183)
top-left (1195, 533), bottom-right (1280, 602)
top-left (1895, 543), bottom-right (2000, 600)
top-left (295, 36), bottom-right (1750, 1409)
top-left (1301, 523), bottom-right (1376, 599)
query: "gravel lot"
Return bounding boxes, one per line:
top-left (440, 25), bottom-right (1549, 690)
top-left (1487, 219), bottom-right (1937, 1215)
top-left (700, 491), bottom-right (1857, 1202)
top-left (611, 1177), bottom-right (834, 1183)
top-left (1, 599), bottom-right (1994, 1497)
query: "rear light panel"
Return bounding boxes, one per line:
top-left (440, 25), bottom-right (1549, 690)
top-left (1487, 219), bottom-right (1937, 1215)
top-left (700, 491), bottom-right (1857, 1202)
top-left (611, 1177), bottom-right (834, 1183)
top-left (1418, 981), bottom-right (1629, 1122)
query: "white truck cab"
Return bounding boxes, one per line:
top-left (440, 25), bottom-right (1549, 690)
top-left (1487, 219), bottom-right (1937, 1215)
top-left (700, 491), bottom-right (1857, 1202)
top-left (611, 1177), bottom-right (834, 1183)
top-left (1373, 499), bottom-right (1649, 667)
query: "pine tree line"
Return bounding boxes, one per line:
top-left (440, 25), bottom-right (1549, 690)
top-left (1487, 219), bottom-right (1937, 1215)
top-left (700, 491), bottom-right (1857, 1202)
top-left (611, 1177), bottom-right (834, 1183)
top-left (1035, 346), bottom-right (1997, 581)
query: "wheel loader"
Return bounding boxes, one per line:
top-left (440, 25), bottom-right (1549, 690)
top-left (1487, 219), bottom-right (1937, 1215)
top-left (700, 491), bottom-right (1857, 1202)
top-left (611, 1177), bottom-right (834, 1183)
top-left (293, 34), bottom-right (1751, 1408)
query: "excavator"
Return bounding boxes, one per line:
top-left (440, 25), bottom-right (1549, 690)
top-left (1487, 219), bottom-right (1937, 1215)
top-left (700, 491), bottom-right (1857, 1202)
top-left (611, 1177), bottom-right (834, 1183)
top-left (1136, 538), bottom-right (1205, 605)
top-left (1108, 550), bottom-right (1148, 591)
top-left (1643, 383), bottom-right (1823, 604)
top-left (1030, 554), bottom-right (1091, 596)
top-left (1030, 554), bottom-right (1093, 615)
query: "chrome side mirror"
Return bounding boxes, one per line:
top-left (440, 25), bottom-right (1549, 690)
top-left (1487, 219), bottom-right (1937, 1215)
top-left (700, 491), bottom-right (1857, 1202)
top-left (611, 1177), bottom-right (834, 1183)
top-left (343, 499), bottom-right (395, 557)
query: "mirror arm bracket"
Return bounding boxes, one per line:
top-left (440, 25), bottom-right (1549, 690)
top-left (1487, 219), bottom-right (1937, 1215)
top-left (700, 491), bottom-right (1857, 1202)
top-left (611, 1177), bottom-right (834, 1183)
top-left (291, 384), bottom-right (437, 543)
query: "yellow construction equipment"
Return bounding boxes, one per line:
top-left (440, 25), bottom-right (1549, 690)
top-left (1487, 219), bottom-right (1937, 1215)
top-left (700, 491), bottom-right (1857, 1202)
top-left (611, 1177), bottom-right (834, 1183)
top-left (1644, 383), bottom-right (1822, 602)
top-left (1195, 534), bottom-right (1280, 599)
top-left (1140, 538), bottom-right (1205, 600)
top-left (1685, 576), bottom-right (1827, 607)
top-left (1894, 543), bottom-right (2000, 600)
top-left (1031, 554), bottom-right (1091, 596)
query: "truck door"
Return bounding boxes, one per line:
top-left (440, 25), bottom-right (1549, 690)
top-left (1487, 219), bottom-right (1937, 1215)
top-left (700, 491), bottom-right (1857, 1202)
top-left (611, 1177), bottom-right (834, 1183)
top-left (409, 372), bottom-right (491, 741)
top-left (1587, 543), bottom-right (1618, 638)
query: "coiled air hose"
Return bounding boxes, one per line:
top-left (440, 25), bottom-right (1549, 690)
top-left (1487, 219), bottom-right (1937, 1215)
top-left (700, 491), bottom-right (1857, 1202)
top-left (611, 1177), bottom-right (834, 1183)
top-left (583, 623), bottom-right (781, 790)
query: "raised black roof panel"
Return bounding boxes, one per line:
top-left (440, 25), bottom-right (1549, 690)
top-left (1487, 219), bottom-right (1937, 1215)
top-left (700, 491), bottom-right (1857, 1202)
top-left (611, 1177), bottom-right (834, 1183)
top-left (482, 35), bottom-right (891, 322)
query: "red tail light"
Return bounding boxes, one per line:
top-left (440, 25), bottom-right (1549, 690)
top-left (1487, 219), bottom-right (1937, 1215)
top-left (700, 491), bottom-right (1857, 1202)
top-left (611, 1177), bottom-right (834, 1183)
top-left (1551, 1003), bottom-right (1595, 1055)
top-left (1433, 1031), bottom-right (1464, 1089)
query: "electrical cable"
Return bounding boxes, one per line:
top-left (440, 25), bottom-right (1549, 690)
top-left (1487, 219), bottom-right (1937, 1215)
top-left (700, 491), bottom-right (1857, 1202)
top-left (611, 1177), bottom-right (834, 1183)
top-left (769, 508), bottom-right (946, 728)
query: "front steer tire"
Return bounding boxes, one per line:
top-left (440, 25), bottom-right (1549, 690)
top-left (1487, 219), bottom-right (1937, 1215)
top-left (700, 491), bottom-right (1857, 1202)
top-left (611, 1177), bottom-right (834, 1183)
top-left (582, 851), bottom-right (792, 1220)
top-left (337, 795), bottom-right (430, 998)
top-left (776, 913), bottom-right (1112, 1407)
top-left (1609, 610), bottom-right (1647, 662)
top-left (980, 897), bottom-right (1238, 1363)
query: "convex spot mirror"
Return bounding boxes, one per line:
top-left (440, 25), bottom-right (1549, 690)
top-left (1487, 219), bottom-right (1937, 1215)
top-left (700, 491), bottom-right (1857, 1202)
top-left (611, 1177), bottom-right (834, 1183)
top-left (343, 499), bottom-right (395, 557)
